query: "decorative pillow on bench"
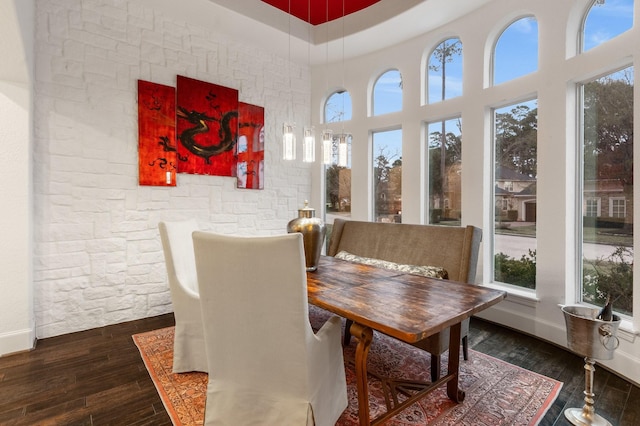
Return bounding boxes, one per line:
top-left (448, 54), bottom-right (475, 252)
top-left (334, 250), bottom-right (449, 279)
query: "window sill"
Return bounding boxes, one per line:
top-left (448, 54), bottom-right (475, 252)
top-left (483, 282), bottom-right (539, 308)
top-left (482, 284), bottom-right (639, 339)
top-left (617, 320), bottom-right (639, 340)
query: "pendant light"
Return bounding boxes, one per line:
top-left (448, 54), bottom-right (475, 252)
top-left (283, 122), bottom-right (296, 160)
top-left (322, 129), bottom-right (333, 164)
top-left (336, 0), bottom-right (350, 168)
top-left (302, 0), bottom-right (316, 163)
top-left (282, 0), bottom-right (296, 160)
top-left (337, 133), bottom-right (349, 167)
top-left (303, 127), bottom-right (315, 162)
top-left (321, 0), bottom-right (334, 165)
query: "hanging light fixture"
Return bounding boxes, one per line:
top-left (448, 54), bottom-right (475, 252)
top-left (322, 129), bottom-right (333, 164)
top-left (302, 126), bottom-right (315, 162)
top-left (282, 122), bottom-right (296, 160)
top-left (321, 0), bottom-right (334, 165)
top-left (336, 0), bottom-right (350, 168)
top-left (302, 0), bottom-right (316, 163)
top-left (282, 0), bottom-right (296, 160)
top-left (337, 133), bottom-right (349, 167)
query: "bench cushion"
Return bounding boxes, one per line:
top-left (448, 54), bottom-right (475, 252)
top-left (335, 250), bottom-right (449, 279)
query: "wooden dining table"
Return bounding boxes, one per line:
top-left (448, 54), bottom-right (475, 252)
top-left (306, 255), bottom-right (507, 426)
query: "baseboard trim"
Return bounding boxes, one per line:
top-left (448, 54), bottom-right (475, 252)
top-left (0, 327), bottom-right (36, 357)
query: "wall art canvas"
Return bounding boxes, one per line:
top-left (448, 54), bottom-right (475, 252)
top-left (236, 102), bottom-right (265, 189)
top-left (176, 75), bottom-right (239, 176)
top-left (137, 80), bottom-right (177, 186)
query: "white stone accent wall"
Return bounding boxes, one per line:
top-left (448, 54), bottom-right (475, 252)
top-left (34, 0), bottom-right (311, 338)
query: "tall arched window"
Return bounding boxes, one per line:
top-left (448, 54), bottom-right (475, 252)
top-left (427, 38), bottom-right (463, 104)
top-left (324, 90), bottom-right (352, 123)
top-left (579, 66), bottom-right (634, 317)
top-left (427, 117), bottom-right (462, 224)
top-left (373, 69), bottom-right (402, 116)
top-left (324, 90), bottom-right (352, 224)
top-left (492, 99), bottom-right (538, 289)
top-left (582, 0), bottom-right (633, 52)
top-left (493, 17), bottom-right (538, 86)
top-left (373, 129), bottom-right (402, 222)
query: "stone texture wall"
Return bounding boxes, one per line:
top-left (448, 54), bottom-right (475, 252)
top-left (33, 0), bottom-right (311, 338)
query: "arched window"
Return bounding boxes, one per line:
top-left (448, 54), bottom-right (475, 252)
top-left (579, 66), bottom-right (634, 316)
top-left (427, 38), bottom-right (463, 103)
top-left (373, 129), bottom-right (402, 222)
top-left (427, 117), bottom-right (462, 224)
top-left (493, 17), bottom-right (538, 85)
top-left (582, 0), bottom-right (633, 52)
top-left (324, 90), bottom-right (352, 123)
top-left (492, 99), bottom-right (538, 289)
top-left (373, 69), bottom-right (402, 116)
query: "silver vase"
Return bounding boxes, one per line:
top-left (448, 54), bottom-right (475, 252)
top-left (561, 305), bottom-right (621, 426)
top-left (287, 201), bottom-right (326, 271)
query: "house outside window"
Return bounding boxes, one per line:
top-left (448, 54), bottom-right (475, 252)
top-left (584, 197), bottom-right (600, 217)
top-left (610, 197), bottom-right (626, 218)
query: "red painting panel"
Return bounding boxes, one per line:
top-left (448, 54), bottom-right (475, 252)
top-left (176, 76), bottom-right (239, 176)
top-left (236, 103), bottom-right (265, 190)
top-left (138, 80), bottom-right (177, 186)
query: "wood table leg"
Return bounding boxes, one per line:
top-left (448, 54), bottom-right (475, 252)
top-left (446, 322), bottom-right (466, 402)
top-left (350, 322), bottom-right (374, 426)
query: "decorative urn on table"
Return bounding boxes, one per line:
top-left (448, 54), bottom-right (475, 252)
top-left (287, 200), bottom-right (326, 272)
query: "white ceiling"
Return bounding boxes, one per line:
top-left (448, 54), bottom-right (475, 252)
top-left (209, 0), bottom-right (492, 57)
top-left (0, 0), bottom-right (494, 84)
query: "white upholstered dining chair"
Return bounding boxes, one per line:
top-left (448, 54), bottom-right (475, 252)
top-left (192, 231), bottom-right (348, 426)
top-left (158, 220), bottom-right (208, 373)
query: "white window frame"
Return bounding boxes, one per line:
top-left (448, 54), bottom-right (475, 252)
top-left (584, 197), bottom-right (601, 217)
top-left (609, 197), bottom-right (626, 218)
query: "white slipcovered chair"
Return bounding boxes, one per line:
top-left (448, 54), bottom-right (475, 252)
top-left (158, 220), bottom-right (208, 373)
top-left (192, 231), bottom-right (348, 426)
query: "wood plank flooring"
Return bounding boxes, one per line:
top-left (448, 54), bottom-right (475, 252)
top-left (0, 313), bottom-right (637, 425)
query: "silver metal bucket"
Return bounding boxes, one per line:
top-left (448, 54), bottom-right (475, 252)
top-left (562, 305), bottom-right (620, 360)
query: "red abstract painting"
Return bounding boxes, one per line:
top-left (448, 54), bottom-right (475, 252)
top-left (138, 80), bottom-right (177, 186)
top-left (236, 102), bottom-right (265, 189)
top-left (176, 76), bottom-right (239, 176)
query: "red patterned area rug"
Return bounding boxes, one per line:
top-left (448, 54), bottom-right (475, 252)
top-left (133, 306), bottom-right (562, 425)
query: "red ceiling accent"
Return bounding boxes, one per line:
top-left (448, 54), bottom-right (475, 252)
top-left (261, 0), bottom-right (380, 25)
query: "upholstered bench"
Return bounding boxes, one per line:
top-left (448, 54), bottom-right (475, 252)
top-left (326, 218), bottom-right (482, 382)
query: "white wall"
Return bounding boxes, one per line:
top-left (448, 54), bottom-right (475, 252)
top-left (0, 84), bottom-right (34, 354)
top-left (28, 0), bottom-right (312, 339)
top-left (310, 0), bottom-right (640, 385)
top-left (0, 0), bottom-right (35, 356)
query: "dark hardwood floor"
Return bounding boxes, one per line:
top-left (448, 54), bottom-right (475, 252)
top-left (468, 319), bottom-right (639, 426)
top-left (0, 313), bottom-right (638, 425)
